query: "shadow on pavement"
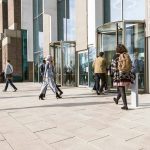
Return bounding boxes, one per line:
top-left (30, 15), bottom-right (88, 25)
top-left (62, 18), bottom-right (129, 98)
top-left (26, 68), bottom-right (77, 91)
top-left (0, 101), bottom-right (114, 111)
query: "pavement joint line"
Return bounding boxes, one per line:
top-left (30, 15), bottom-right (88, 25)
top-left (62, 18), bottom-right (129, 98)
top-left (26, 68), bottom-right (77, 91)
top-left (87, 135), bottom-right (110, 143)
top-left (33, 126), bottom-right (57, 133)
top-left (129, 125), bottom-right (140, 129)
top-left (49, 136), bottom-right (75, 145)
top-left (125, 134), bottom-right (144, 142)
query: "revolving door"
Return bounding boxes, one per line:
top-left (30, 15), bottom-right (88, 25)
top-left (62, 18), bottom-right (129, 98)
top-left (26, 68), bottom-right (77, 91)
top-left (97, 21), bottom-right (145, 91)
top-left (49, 41), bottom-right (76, 87)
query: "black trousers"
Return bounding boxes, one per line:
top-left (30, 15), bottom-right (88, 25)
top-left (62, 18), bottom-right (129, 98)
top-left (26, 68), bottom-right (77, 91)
top-left (95, 73), bottom-right (106, 93)
top-left (116, 86), bottom-right (127, 107)
top-left (4, 79), bottom-right (17, 91)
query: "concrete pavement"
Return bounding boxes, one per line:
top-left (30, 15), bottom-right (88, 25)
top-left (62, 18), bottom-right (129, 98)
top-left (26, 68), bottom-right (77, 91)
top-left (0, 83), bottom-right (150, 150)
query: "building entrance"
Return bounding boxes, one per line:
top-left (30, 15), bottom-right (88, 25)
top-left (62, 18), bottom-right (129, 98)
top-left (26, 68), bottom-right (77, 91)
top-left (97, 21), bottom-right (145, 91)
top-left (49, 41), bottom-right (76, 87)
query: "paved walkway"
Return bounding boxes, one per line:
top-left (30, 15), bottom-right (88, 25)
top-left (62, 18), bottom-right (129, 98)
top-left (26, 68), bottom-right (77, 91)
top-left (0, 83), bottom-right (150, 150)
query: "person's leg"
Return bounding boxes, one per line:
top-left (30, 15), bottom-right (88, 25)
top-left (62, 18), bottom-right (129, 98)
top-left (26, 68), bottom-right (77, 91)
top-left (99, 73), bottom-right (106, 93)
top-left (39, 80), bottom-right (48, 100)
top-left (56, 84), bottom-right (63, 95)
top-left (9, 79), bottom-right (17, 91)
top-left (95, 73), bottom-right (100, 95)
top-left (4, 79), bottom-right (9, 91)
top-left (48, 77), bottom-right (61, 98)
top-left (119, 86), bottom-right (128, 110)
top-left (113, 87), bottom-right (121, 104)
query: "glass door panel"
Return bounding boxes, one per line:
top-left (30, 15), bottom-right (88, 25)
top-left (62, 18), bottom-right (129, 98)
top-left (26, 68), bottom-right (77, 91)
top-left (125, 23), bottom-right (145, 90)
top-left (62, 43), bottom-right (76, 86)
top-left (55, 46), bottom-right (62, 85)
top-left (79, 51), bottom-right (88, 86)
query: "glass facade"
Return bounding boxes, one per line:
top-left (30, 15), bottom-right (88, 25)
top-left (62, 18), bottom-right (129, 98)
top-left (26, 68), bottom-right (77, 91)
top-left (104, 0), bottom-right (145, 23)
top-left (33, 0), bottom-right (43, 82)
top-left (22, 30), bottom-right (29, 81)
top-left (57, 0), bottom-right (76, 41)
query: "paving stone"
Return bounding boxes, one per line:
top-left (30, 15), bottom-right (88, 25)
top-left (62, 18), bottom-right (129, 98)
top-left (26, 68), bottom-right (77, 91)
top-left (0, 141), bottom-right (13, 150)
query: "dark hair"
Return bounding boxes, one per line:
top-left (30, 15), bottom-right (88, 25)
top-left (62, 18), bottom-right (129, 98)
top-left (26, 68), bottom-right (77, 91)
top-left (99, 52), bottom-right (104, 57)
top-left (116, 44), bottom-right (128, 54)
top-left (7, 60), bottom-right (10, 63)
top-left (43, 59), bottom-right (46, 63)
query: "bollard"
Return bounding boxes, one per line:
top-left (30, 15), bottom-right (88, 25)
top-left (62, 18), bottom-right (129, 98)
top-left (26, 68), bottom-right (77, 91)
top-left (131, 73), bottom-right (139, 108)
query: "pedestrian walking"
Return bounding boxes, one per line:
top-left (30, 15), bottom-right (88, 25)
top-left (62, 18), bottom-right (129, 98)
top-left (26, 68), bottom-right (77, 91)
top-left (40, 59), bottom-right (46, 82)
top-left (111, 44), bottom-right (135, 110)
top-left (92, 52), bottom-right (107, 95)
top-left (39, 55), bottom-right (62, 100)
top-left (3, 60), bottom-right (17, 92)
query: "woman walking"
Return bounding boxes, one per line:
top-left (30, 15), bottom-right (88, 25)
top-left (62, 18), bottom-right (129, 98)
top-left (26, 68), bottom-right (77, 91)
top-left (39, 55), bottom-right (62, 100)
top-left (111, 44), bottom-right (135, 110)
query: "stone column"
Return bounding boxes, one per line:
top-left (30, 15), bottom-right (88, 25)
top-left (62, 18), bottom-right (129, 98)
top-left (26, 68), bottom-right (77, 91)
top-left (8, 0), bottom-right (21, 30)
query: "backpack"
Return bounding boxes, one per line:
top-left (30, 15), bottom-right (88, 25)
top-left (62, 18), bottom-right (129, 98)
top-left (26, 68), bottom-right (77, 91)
top-left (118, 53), bottom-right (132, 72)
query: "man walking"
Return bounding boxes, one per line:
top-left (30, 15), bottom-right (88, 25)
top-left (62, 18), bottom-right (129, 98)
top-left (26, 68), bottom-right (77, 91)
top-left (93, 52), bottom-right (107, 95)
top-left (3, 60), bottom-right (17, 92)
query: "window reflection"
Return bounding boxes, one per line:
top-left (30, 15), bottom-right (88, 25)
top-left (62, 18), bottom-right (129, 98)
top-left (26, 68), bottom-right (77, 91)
top-left (104, 0), bottom-right (145, 23)
top-left (123, 0), bottom-right (145, 20)
top-left (57, 0), bottom-right (76, 41)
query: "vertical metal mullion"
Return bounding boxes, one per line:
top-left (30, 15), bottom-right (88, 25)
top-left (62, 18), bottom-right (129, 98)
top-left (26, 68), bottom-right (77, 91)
top-left (61, 41), bottom-right (63, 86)
top-left (122, 0), bottom-right (123, 20)
top-left (65, 0), bottom-right (67, 41)
top-left (116, 23), bottom-right (119, 45)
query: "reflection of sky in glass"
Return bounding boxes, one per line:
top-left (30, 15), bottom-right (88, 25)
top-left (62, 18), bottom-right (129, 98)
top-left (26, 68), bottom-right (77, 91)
top-left (124, 0), bottom-right (145, 20)
top-left (111, 0), bottom-right (122, 21)
top-left (39, 32), bottom-right (43, 50)
top-left (110, 0), bottom-right (145, 21)
top-left (63, 0), bottom-right (76, 41)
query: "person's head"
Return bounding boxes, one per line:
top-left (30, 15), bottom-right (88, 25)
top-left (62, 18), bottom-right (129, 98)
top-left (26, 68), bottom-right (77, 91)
top-left (46, 55), bottom-right (52, 63)
top-left (99, 52), bottom-right (104, 57)
top-left (116, 44), bottom-right (128, 54)
top-left (134, 52), bottom-right (139, 59)
top-left (43, 59), bottom-right (46, 64)
top-left (7, 60), bottom-right (10, 63)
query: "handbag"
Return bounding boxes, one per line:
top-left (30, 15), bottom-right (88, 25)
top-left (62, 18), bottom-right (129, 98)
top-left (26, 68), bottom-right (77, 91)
top-left (6, 73), bottom-right (13, 79)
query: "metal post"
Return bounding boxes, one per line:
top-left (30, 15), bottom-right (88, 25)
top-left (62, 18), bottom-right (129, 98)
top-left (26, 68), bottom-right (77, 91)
top-left (131, 73), bottom-right (139, 107)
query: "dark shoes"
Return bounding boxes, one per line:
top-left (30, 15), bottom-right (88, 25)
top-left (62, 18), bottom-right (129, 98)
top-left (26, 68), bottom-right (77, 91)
top-left (56, 92), bottom-right (62, 99)
top-left (113, 98), bottom-right (118, 104)
top-left (13, 88), bottom-right (17, 92)
top-left (39, 94), bottom-right (45, 100)
top-left (59, 91), bottom-right (63, 96)
top-left (121, 106), bottom-right (128, 110)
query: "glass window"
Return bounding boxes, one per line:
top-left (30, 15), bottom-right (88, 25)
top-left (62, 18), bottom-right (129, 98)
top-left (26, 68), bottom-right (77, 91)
top-left (104, 0), bottom-right (122, 23)
top-left (110, 0), bottom-right (122, 22)
top-left (33, 0), bottom-right (43, 18)
top-left (57, 0), bottom-right (76, 41)
top-left (123, 0), bottom-right (145, 20)
top-left (104, 0), bottom-right (145, 23)
top-left (79, 52), bottom-right (88, 86)
top-left (125, 23), bottom-right (145, 89)
top-left (22, 30), bottom-right (29, 81)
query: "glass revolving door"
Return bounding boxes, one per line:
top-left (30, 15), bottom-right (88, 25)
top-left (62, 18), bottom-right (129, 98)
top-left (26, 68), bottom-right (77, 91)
top-left (97, 21), bottom-right (145, 91)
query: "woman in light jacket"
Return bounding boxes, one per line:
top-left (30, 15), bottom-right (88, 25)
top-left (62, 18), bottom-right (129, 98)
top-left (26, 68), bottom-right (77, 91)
top-left (39, 55), bottom-right (62, 100)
